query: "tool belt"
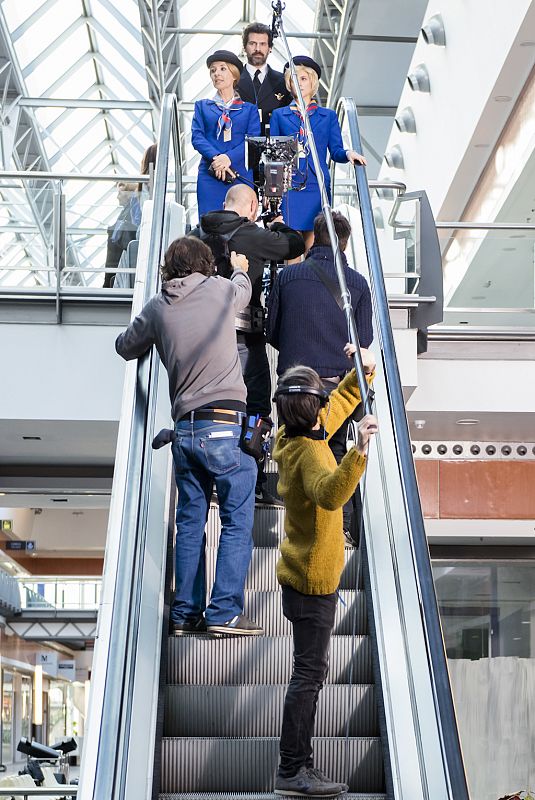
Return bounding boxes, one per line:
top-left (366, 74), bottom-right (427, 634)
top-left (235, 304), bottom-right (265, 334)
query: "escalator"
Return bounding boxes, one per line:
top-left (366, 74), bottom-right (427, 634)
top-left (78, 94), bottom-right (469, 800)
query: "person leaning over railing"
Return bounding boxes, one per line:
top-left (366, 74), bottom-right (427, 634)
top-left (272, 345), bottom-right (377, 798)
top-left (103, 181), bottom-right (138, 288)
top-left (192, 49), bottom-right (261, 218)
top-left (115, 237), bottom-right (263, 637)
top-left (270, 56), bottom-right (366, 254)
top-left (114, 143), bottom-right (158, 289)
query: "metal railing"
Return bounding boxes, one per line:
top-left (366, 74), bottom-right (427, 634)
top-left (17, 578), bottom-right (101, 611)
top-left (337, 96), bottom-right (469, 800)
top-left (77, 93), bottom-right (180, 800)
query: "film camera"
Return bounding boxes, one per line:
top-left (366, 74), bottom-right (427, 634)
top-left (246, 135), bottom-right (298, 218)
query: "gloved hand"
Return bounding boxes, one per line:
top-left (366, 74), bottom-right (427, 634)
top-left (152, 428), bottom-right (176, 449)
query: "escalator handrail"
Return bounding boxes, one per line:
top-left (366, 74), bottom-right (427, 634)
top-left (337, 96), bottom-right (469, 800)
top-left (79, 93), bottom-right (181, 800)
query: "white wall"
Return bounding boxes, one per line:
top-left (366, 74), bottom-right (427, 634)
top-left (379, 0), bottom-right (535, 219)
top-left (0, 324), bottom-right (126, 422)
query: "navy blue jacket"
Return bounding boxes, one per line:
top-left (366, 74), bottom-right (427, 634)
top-left (266, 245), bottom-right (373, 377)
top-left (191, 98), bottom-right (261, 217)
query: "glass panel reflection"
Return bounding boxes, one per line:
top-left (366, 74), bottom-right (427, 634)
top-left (433, 559), bottom-right (535, 799)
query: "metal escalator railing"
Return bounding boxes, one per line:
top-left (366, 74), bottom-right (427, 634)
top-left (78, 94), bottom-right (182, 800)
top-left (337, 96), bottom-right (469, 800)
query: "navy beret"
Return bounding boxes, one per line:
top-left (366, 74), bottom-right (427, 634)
top-left (284, 56), bottom-right (321, 79)
top-left (206, 50), bottom-right (244, 74)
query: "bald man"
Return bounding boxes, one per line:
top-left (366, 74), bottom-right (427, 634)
top-left (191, 185), bottom-right (305, 504)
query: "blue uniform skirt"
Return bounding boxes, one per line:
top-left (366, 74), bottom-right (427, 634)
top-left (280, 179), bottom-right (332, 231)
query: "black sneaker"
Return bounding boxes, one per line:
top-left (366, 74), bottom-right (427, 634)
top-left (255, 486), bottom-right (283, 506)
top-left (274, 766), bottom-right (348, 797)
top-left (206, 614), bottom-right (264, 636)
top-left (172, 616), bottom-right (207, 636)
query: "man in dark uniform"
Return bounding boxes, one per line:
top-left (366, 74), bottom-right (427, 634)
top-left (237, 21), bottom-right (292, 135)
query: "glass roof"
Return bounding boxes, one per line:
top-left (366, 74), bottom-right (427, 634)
top-left (0, 0), bottom-right (318, 286)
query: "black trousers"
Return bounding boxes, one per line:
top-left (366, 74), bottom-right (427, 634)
top-left (238, 335), bottom-right (272, 488)
top-left (278, 585), bottom-right (338, 778)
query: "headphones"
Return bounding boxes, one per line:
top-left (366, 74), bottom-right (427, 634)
top-left (273, 384), bottom-right (330, 407)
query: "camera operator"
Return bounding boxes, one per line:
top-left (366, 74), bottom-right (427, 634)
top-left (237, 22), bottom-right (292, 135)
top-left (115, 236), bottom-right (262, 637)
top-left (191, 184), bottom-right (305, 504)
top-left (266, 210), bottom-right (373, 542)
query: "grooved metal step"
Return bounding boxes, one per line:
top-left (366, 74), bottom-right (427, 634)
top-left (164, 684), bottom-right (377, 737)
top-left (207, 548), bottom-right (363, 591)
top-left (207, 504), bottom-right (285, 548)
top-left (241, 590), bottom-right (366, 635)
top-left (168, 635), bottom-right (373, 686)
top-left (161, 737), bottom-right (384, 794)
top-left (159, 794), bottom-right (387, 799)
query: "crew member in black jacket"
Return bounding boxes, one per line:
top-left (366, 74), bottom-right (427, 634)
top-left (191, 184), bottom-right (305, 504)
top-left (237, 22), bottom-right (292, 136)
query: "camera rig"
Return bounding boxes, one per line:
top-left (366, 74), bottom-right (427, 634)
top-left (245, 135), bottom-right (298, 218)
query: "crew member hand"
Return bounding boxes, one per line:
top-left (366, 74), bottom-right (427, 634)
top-left (346, 149), bottom-right (367, 166)
top-left (212, 154), bottom-right (234, 181)
top-left (343, 343), bottom-right (376, 374)
top-left (230, 251), bottom-right (249, 272)
top-left (356, 414), bottom-right (378, 455)
top-left (268, 215), bottom-right (284, 226)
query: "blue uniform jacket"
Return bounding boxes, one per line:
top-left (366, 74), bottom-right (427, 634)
top-left (269, 105), bottom-right (348, 190)
top-left (192, 99), bottom-right (261, 217)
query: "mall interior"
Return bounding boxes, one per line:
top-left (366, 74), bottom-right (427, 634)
top-left (0, 1), bottom-right (534, 798)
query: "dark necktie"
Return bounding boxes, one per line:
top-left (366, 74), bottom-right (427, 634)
top-left (253, 69), bottom-right (261, 96)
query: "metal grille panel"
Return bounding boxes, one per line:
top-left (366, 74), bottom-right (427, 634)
top-left (159, 794), bottom-right (387, 799)
top-left (241, 590), bottom-right (366, 635)
top-left (161, 737), bottom-right (384, 793)
top-left (168, 635), bottom-right (373, 686)
top-left (206, 548), bottom-right (362, 591)
top-left (164, 685), bottom-right (377, 737)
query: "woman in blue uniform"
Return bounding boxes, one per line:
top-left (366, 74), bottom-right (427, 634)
top-left (270, 56), bottom-right (366, 252)
top-left (192, 50), bottom-right (261, 218)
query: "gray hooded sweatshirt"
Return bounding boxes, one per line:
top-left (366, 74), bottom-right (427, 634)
top-left (115, 269), bottom-right (251, 420)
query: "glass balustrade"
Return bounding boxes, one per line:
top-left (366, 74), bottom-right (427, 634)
top-left (18, 577), bottom-right (101, 610)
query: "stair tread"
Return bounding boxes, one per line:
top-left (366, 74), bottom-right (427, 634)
top-left (164, 685), bottom-right (378, 737)
top-left (159, 795), bottom-right (386, 799)
top-left (161, 737), bottom-right (384, 794)
top-left (167, 634), bottom-right (373, 685)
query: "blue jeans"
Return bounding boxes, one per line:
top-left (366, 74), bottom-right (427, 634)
top-left (170, 419), bottom-right (256, 626)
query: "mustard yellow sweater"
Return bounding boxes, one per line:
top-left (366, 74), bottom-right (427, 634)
top-left (273, 369), bottom-right (371, 595)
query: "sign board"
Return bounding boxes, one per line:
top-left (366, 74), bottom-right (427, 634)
top-left (37, 651), bottom-right (58, 677)
top-left (5, 540), bottom-right (36, 552)
top-left (58, 660), bottom-right (76, 682)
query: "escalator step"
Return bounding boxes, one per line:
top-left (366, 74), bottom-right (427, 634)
top-left (164, 684), bottom-right (378, 737)
top-left (207, 549), bottom-right (363, 591)
top-left (159, 794), bottom-right (386, 799)
top-left (168, 635), bottom-right (373, 685)
top-left (161, 737), bottom-right (384, 794)
top-left (242, 589), bottom-right (366, 635)
top-left (207, 504), bottom-right (286, 548)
